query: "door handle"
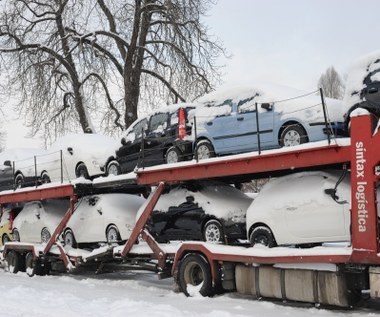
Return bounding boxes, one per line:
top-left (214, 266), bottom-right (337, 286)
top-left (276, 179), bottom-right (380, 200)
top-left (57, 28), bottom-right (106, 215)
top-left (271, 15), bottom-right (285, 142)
top-left (237, 117), bottom-right (244, 121)
top-left (206, 122), bottom-right (213, 126)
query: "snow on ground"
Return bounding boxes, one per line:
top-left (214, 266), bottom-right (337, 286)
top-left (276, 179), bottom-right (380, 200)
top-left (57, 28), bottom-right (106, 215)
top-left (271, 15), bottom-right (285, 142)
top-left (0, 269), bottom-right (375, 317)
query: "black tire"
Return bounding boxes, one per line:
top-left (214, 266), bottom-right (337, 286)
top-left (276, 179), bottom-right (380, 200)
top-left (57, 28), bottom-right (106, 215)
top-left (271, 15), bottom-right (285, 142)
top-left (106, 225), bottom-right (121, 243)
top-left (279, 124), bottom-right (308, 147)
top-left (75, 163), bottom-right (90, 179)
top-left (249, 226), bottom-right (277, 247)
top-left (195, 140), bottom-right (215, 160)
top-left (41, 227), bottom-right (51, 243)
top-left (12, 228), bottom-right (20, 242)
top-left (178, 253), bottom-right (213, 297)
top-left (2, 234), bottom-right (10, 245)
top-left (6, 251), bottom-right (22, 274)
top-left (25, 252), bottom-right (44, 277)
top-left (165, 146), bottom-right (183, 164)
top-left (40, 172), bottom-right (51, 184)
top-left (203, 219), bottom-right (224, 243)
top-left (14, 173), bottom-right (24, 188)
top-left (63, 229), bottom-right (77, 248)
top-left (107, 160), bottom-right (121, 176)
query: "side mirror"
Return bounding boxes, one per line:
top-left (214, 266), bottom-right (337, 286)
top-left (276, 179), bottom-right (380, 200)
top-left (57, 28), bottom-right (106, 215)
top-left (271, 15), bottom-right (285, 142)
top-left (3, 160), bottom-right (12, 167)
top-left (67, 147), bottom-right (74, 155)
top-left (261, 103), bottom-right (273, 111)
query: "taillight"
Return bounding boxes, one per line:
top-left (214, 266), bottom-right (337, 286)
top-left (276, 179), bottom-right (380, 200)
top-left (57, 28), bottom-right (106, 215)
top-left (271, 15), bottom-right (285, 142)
top-left (178, 107), bottom-right (186, 139)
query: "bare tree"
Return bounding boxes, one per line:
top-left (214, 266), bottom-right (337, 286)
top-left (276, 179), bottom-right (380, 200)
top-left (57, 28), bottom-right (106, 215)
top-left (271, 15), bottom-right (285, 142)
top-left (69, 0), bottom-right (225, 129)
top-left (318, 66), bottom-right (345, 99)
top-left (0, 0), bottom-right (225, 140)
top-left (0, 130), bottom-right (5, 151)
top-left (0, 0), bottom-right (99, 140)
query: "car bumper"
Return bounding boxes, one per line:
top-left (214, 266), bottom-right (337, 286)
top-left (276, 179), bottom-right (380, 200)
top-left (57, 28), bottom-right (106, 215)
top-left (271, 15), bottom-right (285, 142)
top-left (323, 121), bottom-right (346, 137)
top-left (174, 140), bottom-right (194, 160)
top-left (223, 222), bottom-right (247, 240)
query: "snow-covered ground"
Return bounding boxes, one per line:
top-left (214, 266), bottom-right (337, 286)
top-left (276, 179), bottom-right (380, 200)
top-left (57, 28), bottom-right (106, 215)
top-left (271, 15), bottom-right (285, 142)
top-left (0, 269), bottom-right (378, 317)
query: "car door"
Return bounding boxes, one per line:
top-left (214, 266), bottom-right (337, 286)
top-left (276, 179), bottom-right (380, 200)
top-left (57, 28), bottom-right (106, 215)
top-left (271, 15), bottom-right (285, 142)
top-left (283, 186), bottom-right (347, 242)
top-left (72, 196), bottom-right (104, 242)
top-left (116, 118), bottom-right (147, 172)
top-left (18, 202), bottom-right (44, 242)
top-left (143, 112), bottom-right (170, 167)
top-left (151, 194), bottom-right (204, 240)
top-left (235, 98), bottom-right (275, 152)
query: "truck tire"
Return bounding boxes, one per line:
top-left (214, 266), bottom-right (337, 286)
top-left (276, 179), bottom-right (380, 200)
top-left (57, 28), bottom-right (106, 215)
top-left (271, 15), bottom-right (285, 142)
top-left (178, 253), bottom-right (213, 297)
top-left (6, 251), bottom-right (22, 274)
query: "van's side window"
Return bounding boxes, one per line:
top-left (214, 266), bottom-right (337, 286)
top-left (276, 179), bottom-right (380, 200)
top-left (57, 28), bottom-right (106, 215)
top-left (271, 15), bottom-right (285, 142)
top-left (149, 113), bottom-right (168, 133)
top-left (170, 111), bottom-right (179, 126)
top-left (132, 118), bottom-right (148, 139)
top-left (204, 99), bottom-right (233, 117)
top-left (237, 95), bottom-right (257, 114)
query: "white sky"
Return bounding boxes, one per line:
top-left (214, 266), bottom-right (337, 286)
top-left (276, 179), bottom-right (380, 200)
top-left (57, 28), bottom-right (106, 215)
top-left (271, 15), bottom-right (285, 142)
top-left (2, 0), bottom-right (380, 149)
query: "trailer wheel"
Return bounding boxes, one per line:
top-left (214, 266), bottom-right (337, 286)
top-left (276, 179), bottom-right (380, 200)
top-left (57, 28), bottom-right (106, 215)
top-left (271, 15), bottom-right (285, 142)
top-left (6, 251), bottom-right (22, 274)
top-left (25, 252), bottom-right (44, 277)
top-left (203, 219), bottom-right (224, 243)
top-left (178, 253), bottom-right (213, 297)
top-left (249, 226), bottom-right (277, 247)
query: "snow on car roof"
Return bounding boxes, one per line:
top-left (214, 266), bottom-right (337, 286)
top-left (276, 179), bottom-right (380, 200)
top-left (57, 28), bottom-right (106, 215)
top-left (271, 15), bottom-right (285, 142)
top-left (0, 148), bottom-right (47, 163)
top-left (344, 49), bottom-right (380, 108)
top-left (48, 133), bottom-right (119, 159)
top-left (193, 82), bottom-right (345, 122)
top-left (152, 181), bottom-right (252, 221)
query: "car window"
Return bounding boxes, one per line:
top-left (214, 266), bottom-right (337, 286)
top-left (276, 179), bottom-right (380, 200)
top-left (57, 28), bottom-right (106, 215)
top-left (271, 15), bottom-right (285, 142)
top-left (127, 118), bottom-right (147, 141)
top-left (237, 95), bottom-right (259, 114)
top-left (149, 113), bottom-right (168, 133)
top-left (170, 111), bottom-right (179, 126)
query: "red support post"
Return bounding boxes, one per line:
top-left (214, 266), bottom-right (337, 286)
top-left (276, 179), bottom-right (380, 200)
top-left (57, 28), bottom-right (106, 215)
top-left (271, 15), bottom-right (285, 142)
top-left (121, 182), bottom-right (165, 257)
top-left (350, 114), bottom-right (380, 258)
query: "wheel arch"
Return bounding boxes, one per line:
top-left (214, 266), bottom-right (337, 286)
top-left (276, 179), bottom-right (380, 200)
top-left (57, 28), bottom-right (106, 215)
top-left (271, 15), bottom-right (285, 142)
top-left (75, 161), bottom-right (86, 171)
top-left (278, 120), bottom-right (308, 145)
top-left (163, 142), bottom-right (174, 159)
top-left (194, 136), bottom-right (213, 151)
top-left (105, 223), bottom-right (121, 240)
top-left (248, 222), bottom-right (271, 238)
